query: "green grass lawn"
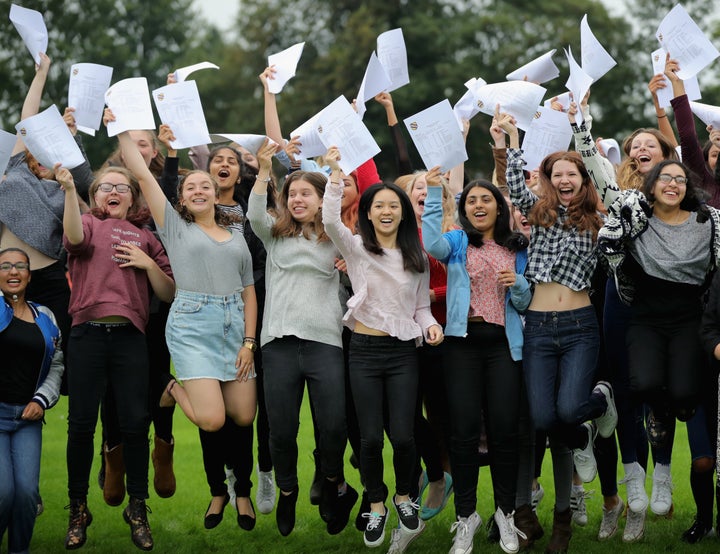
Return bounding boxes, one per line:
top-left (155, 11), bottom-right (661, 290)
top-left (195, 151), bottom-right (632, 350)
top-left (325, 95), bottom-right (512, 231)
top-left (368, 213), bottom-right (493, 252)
top-left (25, 395), bottom-right (715, 553)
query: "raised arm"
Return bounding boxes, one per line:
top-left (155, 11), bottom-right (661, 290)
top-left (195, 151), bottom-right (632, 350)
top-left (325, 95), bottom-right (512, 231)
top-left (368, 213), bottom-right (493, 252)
top-left (321, 147), bottom-right (356, 258)
top-left (447, 120), bottom-right (470, 197)
top-left (57, 165), bottom-right (84, 245)
top-left (12, 53), bottom-right (51, 156)
top-left (421, 166), bottom-right (453, 262)
top-left (647, 72), bottom-right (678, 148)
top-left (105, 109), bottom-right (168, 227)
top-left (260, 66), bottom-right (286, 147)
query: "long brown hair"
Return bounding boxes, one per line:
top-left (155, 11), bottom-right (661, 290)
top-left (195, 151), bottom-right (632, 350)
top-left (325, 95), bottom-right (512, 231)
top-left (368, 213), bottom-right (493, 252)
top-left (529, 151), bottom-right (603, 240)
top-left (616, 128), bottom-right (678, 191)
top-left (88, 167), bottom-right (151, 226)
top-left (102, 129), bottom-right (166, 178)
top-left (175, 170), bottom-right (240, 228)
top-left (272, 171), bottom-right (329, 242)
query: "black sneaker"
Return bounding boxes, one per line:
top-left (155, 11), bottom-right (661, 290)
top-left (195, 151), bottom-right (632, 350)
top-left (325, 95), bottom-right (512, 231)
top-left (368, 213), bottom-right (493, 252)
top-left (363, 506), bottom-right (388, 547)
top-left (327, 483), bottom-right (359, 535)
top-left (393, 497), bottom-right (420, 533)
top-left (123, 497), bottom-right (153, 551)
top-left (355, 489), bottom-right (371, 532)
top-left (276, 487), bottom-right (299, 537)
top-left (319, 478), bottom-right (337, 523)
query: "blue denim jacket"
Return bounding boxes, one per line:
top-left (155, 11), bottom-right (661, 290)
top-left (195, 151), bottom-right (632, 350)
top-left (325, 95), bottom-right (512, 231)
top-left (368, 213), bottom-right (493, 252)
top-left (421, 186), bottom-right (531, 360)
top-left (0, 300), bottom-right (64, 409)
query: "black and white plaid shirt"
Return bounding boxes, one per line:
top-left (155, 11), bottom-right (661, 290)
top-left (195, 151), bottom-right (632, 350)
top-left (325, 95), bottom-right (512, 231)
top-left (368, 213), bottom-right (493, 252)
top-left (506, 148), bottom-right (598, 291)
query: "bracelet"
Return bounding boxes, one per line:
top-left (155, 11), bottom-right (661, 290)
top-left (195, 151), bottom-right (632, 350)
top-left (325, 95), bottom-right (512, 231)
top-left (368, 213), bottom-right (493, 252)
top-left (242, 340), bottom-right (258, 352)
top-left (255, 176), bottom-right (272, 183)
top-left (657, 113), bottom-right (668, 119)
top-left (330, 181), bottom-right (340, 185)
top-left (243, 337), bottom-right (257, 343)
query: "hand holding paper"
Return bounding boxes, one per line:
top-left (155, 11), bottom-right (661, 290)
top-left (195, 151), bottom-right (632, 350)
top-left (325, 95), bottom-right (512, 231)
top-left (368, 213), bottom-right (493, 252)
top-left (104, 78), bottom-right (155, 137)
top-left (16, 105), bottom-right (84, 169)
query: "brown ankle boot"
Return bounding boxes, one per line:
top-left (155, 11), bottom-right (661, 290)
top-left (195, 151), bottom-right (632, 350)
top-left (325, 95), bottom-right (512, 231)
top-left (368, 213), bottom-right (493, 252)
top-left (545, 507), bottom-right (572, 553)
top-left (514, 503), bottom-right (544, 549)
top-left (151, 435), bottom-right (176, 498)
top-left (103, 443), bottom-right (126, 506)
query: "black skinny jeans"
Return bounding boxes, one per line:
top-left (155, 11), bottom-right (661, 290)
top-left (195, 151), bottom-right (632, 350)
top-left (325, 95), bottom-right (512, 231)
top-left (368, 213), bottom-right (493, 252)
top-left (66, 323), bottom-right (150, 500)
top-left (262, 336), bottom-right (347, 492)
top-left (444, 322), bottom-right (521, 516)
top-left (349, 333), bottom-right (418, 504)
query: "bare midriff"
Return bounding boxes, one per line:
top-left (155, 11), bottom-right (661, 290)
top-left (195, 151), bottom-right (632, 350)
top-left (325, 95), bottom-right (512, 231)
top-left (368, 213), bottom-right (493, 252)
top-left (529, 282), bottom-right (591, 311)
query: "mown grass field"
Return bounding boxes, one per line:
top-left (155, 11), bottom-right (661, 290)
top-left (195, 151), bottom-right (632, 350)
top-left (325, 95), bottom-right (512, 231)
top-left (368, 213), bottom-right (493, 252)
top-left (25, 395), bottom-right (716, 553)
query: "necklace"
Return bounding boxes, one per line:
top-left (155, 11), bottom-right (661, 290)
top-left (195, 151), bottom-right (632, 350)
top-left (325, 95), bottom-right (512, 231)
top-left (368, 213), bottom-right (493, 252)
top-left (11, 296), bottom-right (29, 321)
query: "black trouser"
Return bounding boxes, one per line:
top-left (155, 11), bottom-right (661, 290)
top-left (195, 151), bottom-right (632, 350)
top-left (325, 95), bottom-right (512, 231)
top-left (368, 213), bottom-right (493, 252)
top-left (263, 336), bottom-right (347, 492)
top-left (349, 333), bottom-right (417, 504)
top-left (66, 323), bottom-right (150, 499)
top-left (444, 322), bottom-right (521, 516)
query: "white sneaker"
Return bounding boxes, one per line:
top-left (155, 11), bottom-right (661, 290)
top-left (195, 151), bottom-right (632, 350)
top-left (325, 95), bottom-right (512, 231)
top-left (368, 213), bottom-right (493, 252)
top-left (226, 467), bottom-right (237, 507)
top-left (573, 423), bottom-right (597, 483)
top-left (593, 381), bottom-right (618, 438)
top-left (623, 507), bottom-right (646, 543)
top-left (530, 483), bottom-right (544, 512)
top-left (570, 487), bottom-right (590, 526)
top-left (598, 496), bottom-right (624, 540)
top-left (619, 462), bottom-right (648, 513)
top-left (494, 508), bottom-right (526, 554)
top-left (449, 512), bottom-right (482, 554)
top-left (387, 521), bottom-right (426, 554)
top-left (650, 465), bottom-right (673, 516)
top-left (256, 464), bottom-right (276, 514)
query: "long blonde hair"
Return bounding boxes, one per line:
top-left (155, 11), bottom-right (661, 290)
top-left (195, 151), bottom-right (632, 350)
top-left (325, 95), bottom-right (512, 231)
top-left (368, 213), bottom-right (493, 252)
top-left (397, 171), bottom-right (456, 232)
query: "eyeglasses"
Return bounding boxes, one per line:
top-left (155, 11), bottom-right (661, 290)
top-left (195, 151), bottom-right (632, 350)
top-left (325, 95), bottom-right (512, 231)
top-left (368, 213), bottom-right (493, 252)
top-left (97, 183), bottom-right (131, 193)
top-left (657, 174), bottom-right (687, 185)
top-left (0, 262), bottom-right (30, 272)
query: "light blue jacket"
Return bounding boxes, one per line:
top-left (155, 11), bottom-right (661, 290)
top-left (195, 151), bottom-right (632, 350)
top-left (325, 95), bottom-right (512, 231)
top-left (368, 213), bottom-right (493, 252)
top-left (421, 186), bottom-right (531, 361)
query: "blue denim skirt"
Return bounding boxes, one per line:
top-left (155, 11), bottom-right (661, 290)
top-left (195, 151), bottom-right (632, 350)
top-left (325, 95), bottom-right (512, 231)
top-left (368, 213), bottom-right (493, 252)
top-left (166, 289), bottom-right (254, 382)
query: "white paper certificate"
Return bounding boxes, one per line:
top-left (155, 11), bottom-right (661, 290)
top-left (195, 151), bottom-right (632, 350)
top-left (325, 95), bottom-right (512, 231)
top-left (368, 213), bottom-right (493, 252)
top-left (152, 81), bottom-right (211, 149)
top-left (404, 99), bottom-right (468, 173)
top-left (68, 63), bottom-right (114, 131)
top-left (15, 105), bottom-right (84, 169)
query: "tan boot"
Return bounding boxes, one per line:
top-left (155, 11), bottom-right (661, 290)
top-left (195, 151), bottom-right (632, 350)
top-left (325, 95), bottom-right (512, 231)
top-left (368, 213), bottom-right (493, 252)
top-left (152, 435), bottom-right (176, 498)
top-left (545, 507), bottom-right (572, 553)
top-left (103, 443), bottom-right (126, 506)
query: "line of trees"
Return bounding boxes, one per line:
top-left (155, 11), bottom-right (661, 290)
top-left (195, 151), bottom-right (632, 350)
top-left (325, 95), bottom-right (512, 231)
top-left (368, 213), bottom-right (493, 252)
top-left (1, 0), bottom-right (718, 178)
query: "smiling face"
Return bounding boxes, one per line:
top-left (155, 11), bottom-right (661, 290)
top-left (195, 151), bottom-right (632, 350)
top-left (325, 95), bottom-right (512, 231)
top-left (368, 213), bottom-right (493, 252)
top-left (93, 171), bottom-right (134, 220)
top-left (629, 132), bottom-right (664, 174)
top-left (340, 173), bottom-right (359, 211)
top-left (180, 172), bottom-right (218, 217)
top-left (550, 159), bottom-right (584, 207)
top-left (651, 163), bottom-right (687, 209)
top-left (464, 185), bottom-right (498, 238)
top-left (409, 174), bottom-right (428, 222)
top-left (0, 250), bottom-right (31, 299)
top-left (368, 188), bottom-right (403, 239)
top-left (287, 179), bottom-right (323, 224)
top-left (208, 147), bottom-right (241, 193)
top-left (128, 130), bottom-right (158, 168)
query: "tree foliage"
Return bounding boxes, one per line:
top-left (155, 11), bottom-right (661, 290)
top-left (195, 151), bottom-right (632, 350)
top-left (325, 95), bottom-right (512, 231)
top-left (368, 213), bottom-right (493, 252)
top-left (1, 0), bottom-right (718, 178)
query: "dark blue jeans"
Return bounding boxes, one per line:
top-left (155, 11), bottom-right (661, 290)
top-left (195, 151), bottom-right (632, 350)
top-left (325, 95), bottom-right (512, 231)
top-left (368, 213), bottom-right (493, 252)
top-left (262, 336), bottom-right (346, 492)
top-left (349, 333), bottom-right (418, 504)
top-left (523, 306), bottom-right (605, 450)
top-left (66, 323), bottom-right (150, 500)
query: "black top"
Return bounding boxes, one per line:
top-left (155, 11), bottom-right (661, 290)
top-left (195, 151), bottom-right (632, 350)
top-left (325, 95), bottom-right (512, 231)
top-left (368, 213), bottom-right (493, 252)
top-left (0, 316), bottom-right (45, 404)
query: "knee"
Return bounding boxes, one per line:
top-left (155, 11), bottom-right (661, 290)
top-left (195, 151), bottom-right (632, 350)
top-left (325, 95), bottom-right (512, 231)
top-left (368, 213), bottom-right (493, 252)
top-left (199, 415), bottom-right (226, 433)
top-left (556, 400), bottom-right (582, 425)
top-left (692, 456), bottom-right (715, 474)
top-left (360, 436), bottom-right (383, 455)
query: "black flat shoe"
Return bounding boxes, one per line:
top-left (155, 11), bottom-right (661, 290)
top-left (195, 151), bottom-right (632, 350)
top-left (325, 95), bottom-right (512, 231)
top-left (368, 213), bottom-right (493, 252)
top-left (681, 517), bottom-right (713, 544)
top-left (237, 497), bottom-right (256, 531)
top-left (204, 494), bottom-right (230, 529)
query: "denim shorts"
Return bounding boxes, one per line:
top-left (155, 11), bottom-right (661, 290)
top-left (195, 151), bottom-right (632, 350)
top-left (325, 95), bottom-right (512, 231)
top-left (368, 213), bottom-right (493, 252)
top-left (166, 289), bottom-right (255, 382)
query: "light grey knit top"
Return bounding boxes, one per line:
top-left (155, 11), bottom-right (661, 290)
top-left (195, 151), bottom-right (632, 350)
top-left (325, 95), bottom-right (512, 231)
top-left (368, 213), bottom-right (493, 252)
top-left (247, 191), bottom-right (343, 348)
